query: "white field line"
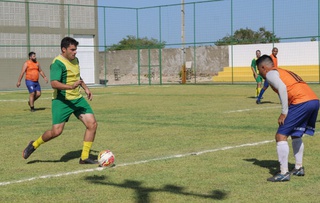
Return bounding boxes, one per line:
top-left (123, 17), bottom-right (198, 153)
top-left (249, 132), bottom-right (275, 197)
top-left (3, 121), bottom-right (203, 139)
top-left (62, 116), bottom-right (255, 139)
top-left (224, 106), bottom-right (280, 113)
top-left (0, 95), bottom-right (104, 103)
top-left (0, 97), bottom-right (51, 102)
top-left (0, 140), bottom-right (274, 187)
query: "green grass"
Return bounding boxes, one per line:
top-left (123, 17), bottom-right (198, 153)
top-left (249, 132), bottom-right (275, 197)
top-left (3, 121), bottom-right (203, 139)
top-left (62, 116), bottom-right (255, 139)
top-left (1, 84), bottom-right (320, 202)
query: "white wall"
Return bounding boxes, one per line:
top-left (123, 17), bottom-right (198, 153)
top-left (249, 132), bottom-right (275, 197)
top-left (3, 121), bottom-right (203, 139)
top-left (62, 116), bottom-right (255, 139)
top-left (229, 41), bottom-right (319, 67)
top-left (74, 35), bottom-right (95, 84)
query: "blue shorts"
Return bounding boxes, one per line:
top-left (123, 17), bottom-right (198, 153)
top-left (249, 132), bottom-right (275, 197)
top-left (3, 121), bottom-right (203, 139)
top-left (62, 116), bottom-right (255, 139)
top-left (277, 100), bottom-right (319, 137)
top-left (25, 80), bottom-right (41, 93)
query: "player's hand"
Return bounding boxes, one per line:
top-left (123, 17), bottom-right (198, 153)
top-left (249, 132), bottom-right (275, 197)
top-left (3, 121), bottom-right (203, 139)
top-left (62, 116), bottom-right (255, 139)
top-left (72, 80), bottom-right (83, 89)
top-left (85, 89), bottom-right (93, 101)
top-left (278, 113), bottom-right (287, 125)
top-left (16, 82), bottom-right (21, 88)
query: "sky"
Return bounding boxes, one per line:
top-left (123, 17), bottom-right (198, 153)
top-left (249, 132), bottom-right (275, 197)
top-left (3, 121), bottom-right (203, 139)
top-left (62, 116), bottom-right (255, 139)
top-left (97, 0), bottom-right (319, 49)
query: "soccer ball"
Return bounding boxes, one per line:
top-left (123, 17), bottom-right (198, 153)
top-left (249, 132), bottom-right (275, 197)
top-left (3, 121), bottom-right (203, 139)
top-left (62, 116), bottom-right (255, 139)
top-left (98, 150), bottom-right (115, 167)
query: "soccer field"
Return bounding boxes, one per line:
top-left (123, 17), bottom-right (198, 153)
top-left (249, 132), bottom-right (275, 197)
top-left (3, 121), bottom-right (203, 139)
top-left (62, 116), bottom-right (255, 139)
top-left (1, 84), bottom-right (320, 202)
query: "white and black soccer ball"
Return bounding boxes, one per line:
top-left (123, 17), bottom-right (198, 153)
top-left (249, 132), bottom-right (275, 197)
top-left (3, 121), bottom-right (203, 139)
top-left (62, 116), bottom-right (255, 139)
top-left (98, 150), bottom-right (115, 167)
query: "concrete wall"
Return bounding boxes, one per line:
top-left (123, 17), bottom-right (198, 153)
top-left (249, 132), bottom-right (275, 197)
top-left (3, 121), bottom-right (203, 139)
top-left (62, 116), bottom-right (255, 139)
top-left (98, 41), bottom-right (320, 85)
top-left (0, 0), bottom-right (98, 90)
top-left (230, 41), bottom-right (319, 67)
top-left (1, 58), bottom-right (52, 90)
top-left (99, 46), bottom-right (229, 85)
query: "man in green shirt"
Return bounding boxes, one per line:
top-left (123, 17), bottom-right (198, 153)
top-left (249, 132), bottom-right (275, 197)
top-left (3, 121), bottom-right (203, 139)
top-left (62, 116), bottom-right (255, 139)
top-left (23, 37), bottom-right (98, 164)
top-left (251, 50), bottom-right (263, 97)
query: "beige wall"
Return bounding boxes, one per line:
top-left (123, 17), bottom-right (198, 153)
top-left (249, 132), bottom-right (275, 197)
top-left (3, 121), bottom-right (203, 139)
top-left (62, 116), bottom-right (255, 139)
top-left (0, 0), bottom-right (98, 90)
top-left (99, 46), bottom-right (229, 85)
top-left (1, 58), bottom-right (52, 90)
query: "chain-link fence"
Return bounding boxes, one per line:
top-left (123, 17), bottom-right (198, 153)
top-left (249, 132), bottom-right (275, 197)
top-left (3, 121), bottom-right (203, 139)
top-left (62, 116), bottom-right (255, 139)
top-left (1, 0), bottom-right (319, 89)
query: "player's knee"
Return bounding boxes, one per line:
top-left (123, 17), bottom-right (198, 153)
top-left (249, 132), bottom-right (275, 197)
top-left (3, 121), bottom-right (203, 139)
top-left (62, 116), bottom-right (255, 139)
top-left (52, 128), bottom-right (63, 137)
top-left (88, 120), bottom-right (97, 131)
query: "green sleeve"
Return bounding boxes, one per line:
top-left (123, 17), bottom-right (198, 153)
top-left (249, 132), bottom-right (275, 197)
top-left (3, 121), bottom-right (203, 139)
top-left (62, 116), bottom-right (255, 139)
top-left (251, 59), bottom-right (256, 68)
top-left (50, 60), bottom-right (64, 81)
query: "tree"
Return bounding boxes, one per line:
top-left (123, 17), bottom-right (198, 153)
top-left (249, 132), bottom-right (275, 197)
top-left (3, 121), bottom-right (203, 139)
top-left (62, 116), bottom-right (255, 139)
top-left (107, 35), bottom-right (166, 51)
top-left (215, 27), bottom-right (280, 46)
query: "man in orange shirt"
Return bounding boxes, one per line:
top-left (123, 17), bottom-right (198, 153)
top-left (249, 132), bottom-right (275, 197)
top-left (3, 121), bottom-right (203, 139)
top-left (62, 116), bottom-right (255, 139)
top-left (270, 47), bottom-right (278, 67)
top-left (17, 52), bottom-right (48, 112)
top-left (256, 47), bottom-right (279, 104)
top-left (257, 55), bottom-right (319, 182)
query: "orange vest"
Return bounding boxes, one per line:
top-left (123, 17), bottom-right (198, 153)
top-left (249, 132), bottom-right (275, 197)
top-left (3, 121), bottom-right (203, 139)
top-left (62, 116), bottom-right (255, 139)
top-left (270, 54), bottom-right (278, 67)
top-left (25, 60), bottom-right (39, 82)
top-left (270, 68), bottom-right (318, 105)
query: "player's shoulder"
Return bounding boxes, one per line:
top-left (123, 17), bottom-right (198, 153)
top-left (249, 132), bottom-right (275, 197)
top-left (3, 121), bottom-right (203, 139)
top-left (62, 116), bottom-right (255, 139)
top-left (51, 56), bottom-right (66, 69)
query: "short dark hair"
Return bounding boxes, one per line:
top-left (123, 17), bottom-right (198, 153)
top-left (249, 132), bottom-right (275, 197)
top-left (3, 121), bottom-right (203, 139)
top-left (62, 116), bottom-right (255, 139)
top-left (256, 54), bottom-right (273, 67)
top-left (28, 51), bottom-right (35, 58)
top-left (60, 37), bottom-right (79, 50)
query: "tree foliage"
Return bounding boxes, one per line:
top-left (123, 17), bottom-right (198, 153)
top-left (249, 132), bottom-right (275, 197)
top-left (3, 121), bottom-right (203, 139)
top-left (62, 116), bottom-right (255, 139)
top-left (215, 27), bottom-right (280, 46)
top-left (107, 35), bottom-right (166, 51)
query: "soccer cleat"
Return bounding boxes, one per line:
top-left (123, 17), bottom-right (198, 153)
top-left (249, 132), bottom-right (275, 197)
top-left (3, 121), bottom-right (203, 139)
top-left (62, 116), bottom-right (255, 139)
top-left (290, 167), bottom-right (305, 176)
top-left (79, 158), bottom-right (98, 164)
top-left (28, 101), bottom-right (35, 112)
top-left (23, 141), bottom-right (36, 159)
top-left (267, 172), bottom-right (290, 182)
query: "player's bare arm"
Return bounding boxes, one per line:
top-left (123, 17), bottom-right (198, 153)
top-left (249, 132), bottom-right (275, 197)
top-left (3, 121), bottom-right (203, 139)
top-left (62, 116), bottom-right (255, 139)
top-left (38, 65), bottom-right (48, 83)
top-left (251, 66), bottom-right (257, 79)
top-left (79, 79), bottom-right (93, 101)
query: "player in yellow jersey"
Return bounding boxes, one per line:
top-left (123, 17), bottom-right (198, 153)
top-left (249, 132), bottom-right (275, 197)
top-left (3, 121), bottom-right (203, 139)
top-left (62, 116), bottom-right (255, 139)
top-left (23, 37), bottom-right (98, 164)
top-left (257, 55), bottom-right (319, 182)
top-left (250, 50), bottom-right (262, 97)
top-left (16, 52), bottom-right (48, 112)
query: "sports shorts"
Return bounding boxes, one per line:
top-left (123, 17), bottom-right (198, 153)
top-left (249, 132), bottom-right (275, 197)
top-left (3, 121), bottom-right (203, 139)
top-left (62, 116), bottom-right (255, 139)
top-left (25, 80), bottom-right (41, 93)
top-left (277, 100), bottom-right (319, 137)
top-left (52, 97), bottom-right (94, 125)
top-left (255, 75), bottom-right (263, 83)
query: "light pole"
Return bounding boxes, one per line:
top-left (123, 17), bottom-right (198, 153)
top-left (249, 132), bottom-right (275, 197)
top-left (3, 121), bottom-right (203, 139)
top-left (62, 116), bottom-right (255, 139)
top-left (181, 0), bottom-right (186, 84)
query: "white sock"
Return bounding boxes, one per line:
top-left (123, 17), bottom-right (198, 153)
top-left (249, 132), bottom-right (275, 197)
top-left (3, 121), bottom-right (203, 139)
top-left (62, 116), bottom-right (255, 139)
top-left (277, 141), bottom-right (289, 174)
top-left (292, 138), bottom-right (304, 169)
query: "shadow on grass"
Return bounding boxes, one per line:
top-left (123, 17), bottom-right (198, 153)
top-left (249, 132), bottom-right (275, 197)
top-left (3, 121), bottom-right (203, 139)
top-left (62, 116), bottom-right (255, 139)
top-left (247, 96), bottom-right (277, 104)
top-left (26, 149), bottom-right (99, 164)
top-left (244, 158), bottom-right (295, 175)
top-left (256, 101), bottom-right (274, 104)
top-left (24, 107), bottom-right (47, 112)
top-left (85, 175), bottom-right (229, 202)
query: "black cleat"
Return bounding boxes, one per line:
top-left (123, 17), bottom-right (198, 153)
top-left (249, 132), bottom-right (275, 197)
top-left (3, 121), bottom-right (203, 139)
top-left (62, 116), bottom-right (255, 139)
top-left (290, 167), bottom-right (305, 176)
top-left (79, 158), bottom-right (98, 164)
top-left (267, 172), bottom-right (290, 182)
top-left (23, 141), bottom-right (36, 159)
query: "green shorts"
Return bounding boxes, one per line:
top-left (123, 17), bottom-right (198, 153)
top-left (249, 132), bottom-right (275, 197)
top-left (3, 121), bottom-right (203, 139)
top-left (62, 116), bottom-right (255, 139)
top-left (256, 75), bottom-right (263, 83)
top-left (52, 97), bottom-right (94, 125)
